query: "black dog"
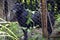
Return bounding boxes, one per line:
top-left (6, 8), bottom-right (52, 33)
top-left (12, 1), bottom-right (55, 35)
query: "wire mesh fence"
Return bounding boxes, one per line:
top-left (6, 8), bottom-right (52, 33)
top-left (0, 0), bottom-right (60, 40)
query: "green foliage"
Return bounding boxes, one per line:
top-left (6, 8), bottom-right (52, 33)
top-left (0, 22), bottom-right (23, 40)
top-left (28, 28), bottom-right (45, 40)
top-left (26, 9), bottom-right (33, 25)
top-left (18, 0), bottom-right (40, 11)
top-left (1, 0), bottom-right (60, 40)
top-left (55, 14), bottom-right (60, 31)
top-left (0, 22), bottom-right (45, 40)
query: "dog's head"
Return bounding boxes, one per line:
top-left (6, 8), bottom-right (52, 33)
top-left (11, 2), bottom-right (24, 15)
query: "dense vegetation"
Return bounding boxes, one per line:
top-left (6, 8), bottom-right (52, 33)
top-left (0, 0), bottom-right (60, 40)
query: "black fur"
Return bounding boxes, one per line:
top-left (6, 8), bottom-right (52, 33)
top-left (12, 2), bottom-right (55, 35)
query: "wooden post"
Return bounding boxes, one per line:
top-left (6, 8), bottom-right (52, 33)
top-left (40, 0), bottom-right (48, 39)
